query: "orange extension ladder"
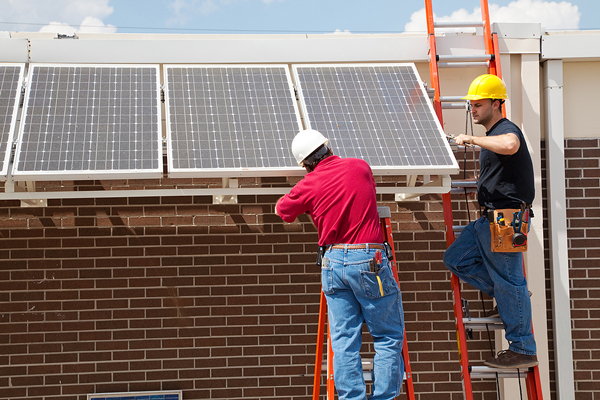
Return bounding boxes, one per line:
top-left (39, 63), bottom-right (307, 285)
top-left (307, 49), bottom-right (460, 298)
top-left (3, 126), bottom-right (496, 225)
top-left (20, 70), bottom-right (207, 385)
top-left (425, 0), bottom-right (543, 399)
top-left (312, 206), bottom-right (415, 400)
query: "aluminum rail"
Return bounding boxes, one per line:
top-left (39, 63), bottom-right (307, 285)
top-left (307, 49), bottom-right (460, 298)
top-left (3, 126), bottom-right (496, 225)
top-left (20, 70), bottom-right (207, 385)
top-left (0, 181), bottom-right (453, 200)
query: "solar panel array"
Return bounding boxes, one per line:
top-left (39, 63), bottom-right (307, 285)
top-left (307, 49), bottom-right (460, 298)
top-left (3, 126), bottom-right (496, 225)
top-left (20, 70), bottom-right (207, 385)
top-left (293, 63), bottom-right (457, 174)
top-left (2, 62), bottom-right (457, 181)
top-left (165, 65), bottom-right (302, 177)
top-left (0, 64), bottom-right (24, 180)
top-left (12, 64), bottom-right (162, 180)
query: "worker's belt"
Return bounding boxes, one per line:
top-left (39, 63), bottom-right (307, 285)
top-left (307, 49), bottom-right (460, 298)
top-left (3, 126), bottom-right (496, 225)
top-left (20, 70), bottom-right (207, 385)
top-left (328, 244), bottom-right (385, 250)
top-left (317, 243), bottom-right (393, 266)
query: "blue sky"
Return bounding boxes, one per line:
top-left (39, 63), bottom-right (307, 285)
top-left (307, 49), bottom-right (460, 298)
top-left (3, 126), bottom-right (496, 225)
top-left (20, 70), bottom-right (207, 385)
top-left (0, 0), bottom-right (597, 35)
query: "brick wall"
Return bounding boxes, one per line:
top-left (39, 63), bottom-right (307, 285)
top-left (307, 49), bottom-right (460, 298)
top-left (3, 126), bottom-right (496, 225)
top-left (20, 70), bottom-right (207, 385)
top-left (547, 138), bottom-right (600, 399)
top-left (0, 163), bottom-right (502, 400)
top-left (6, 136), bottom-right (600, 400)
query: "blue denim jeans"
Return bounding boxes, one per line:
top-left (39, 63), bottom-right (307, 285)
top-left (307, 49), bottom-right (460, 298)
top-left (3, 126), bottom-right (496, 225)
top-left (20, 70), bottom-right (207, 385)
top-left (322, 245), bottom-right (405, 400)
top-left (443, 216), bottom-right (536, 355)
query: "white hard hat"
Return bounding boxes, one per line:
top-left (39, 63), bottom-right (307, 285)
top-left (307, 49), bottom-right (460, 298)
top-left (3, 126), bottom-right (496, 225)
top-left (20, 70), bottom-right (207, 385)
top-left (291, 129), bottom-right (329, 166)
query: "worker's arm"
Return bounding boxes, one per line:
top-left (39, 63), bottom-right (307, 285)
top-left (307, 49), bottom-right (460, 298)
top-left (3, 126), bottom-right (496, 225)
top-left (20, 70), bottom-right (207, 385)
top-left (454, 132), bottom-right (520, 155)
top-left (274, 196), bottom-right (284, 218)
top-left (275, 192), bottom-right (307, 223)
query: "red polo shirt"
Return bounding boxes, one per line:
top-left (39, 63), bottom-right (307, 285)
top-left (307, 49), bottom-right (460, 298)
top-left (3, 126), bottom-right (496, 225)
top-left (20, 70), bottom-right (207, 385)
top-left (276, 156), bottom-right (382, 246)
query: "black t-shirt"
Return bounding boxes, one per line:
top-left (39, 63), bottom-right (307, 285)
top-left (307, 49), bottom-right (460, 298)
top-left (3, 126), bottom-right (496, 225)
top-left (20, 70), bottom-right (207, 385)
top-left (477, 118), bottom-right (535, 209)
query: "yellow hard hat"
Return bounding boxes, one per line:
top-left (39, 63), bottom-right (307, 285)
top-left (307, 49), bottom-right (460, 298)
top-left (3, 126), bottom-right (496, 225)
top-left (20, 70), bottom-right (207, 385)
top-left (462, 74), bottom-right (507, 100)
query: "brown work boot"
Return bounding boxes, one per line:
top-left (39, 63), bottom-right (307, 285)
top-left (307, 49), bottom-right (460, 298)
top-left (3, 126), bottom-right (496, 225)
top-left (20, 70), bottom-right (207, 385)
top-left (484, 350), bottom-right (538, 369)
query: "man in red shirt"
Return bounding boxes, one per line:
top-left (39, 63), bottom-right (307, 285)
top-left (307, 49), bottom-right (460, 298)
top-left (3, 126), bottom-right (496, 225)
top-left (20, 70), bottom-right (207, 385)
top-left (276, 129), bottom-right (405, 400)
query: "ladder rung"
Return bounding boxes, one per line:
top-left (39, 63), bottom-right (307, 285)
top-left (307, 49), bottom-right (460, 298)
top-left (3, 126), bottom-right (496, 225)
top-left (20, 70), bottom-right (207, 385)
top-left (442, 103), bottom-right (467, 109)
top-left (364, 371), bottom-right (409, 382)
top-left (463, 317), bottom-right (504, 330)
top-left (438, 61), bottom-right (489, 68)
top-left (439, 96), bottom-right (465, 102)
top-left (434, 21), bottom-right (485, 29)
top-left (453, 225), bottom-right (466, 233)
top-left (469, 365), bottom-right (532, 379)
top-left (437, 54), bottom-right (493, 62)
top-left (322, 358), bottom-right (409, 382)
top-left (449, 187), bottom-right (476, 194)
top-left (452, 180), bottom-right (478, 188)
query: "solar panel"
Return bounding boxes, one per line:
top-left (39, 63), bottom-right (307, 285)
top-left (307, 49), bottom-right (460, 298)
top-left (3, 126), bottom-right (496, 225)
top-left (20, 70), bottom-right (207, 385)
top-left (12, 64), bottom-right (162, 180)
top-left (164, 65), bottom-right (303, 177)
top-left (0, 63), bottom-right (25, 181)
top-left (292, 63), bottom-right (458, 175)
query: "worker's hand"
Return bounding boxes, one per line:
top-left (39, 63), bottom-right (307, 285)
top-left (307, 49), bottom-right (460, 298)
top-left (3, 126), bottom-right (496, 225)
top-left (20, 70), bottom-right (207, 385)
top-left (453, 134), bottom-right (473, 146)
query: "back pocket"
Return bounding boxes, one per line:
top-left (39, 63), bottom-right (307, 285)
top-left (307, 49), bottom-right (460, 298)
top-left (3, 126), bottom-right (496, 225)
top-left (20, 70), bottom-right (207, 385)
top-left (321, 257), bottom-right (334, 295)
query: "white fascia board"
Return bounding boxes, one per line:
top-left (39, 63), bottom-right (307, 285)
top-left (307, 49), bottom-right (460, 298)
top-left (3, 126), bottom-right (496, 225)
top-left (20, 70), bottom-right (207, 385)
top-left (492, 23), bottom-right (542, 39)
top-left (490, 23), bottom-right (542, 55)
top-left (0, 38), bottom-right (29, 62)
top-left (499, 38), bottom-right (541, 55)
top-left (541, 31), bottom-right (600, 61)
top-left (27, 34), bottom-right (428, 64)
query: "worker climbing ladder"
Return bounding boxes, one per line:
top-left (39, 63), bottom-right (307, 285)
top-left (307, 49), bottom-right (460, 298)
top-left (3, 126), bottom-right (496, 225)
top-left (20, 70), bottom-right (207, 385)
top-left (312, 206), bottom-right (415, 400)
top-left (424, 1), bottom-right (544, 399)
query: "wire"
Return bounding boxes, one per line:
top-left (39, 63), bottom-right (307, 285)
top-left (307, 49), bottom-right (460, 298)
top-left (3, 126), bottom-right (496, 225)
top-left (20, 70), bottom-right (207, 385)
top-left (0, 20), bottom-right (403, 34)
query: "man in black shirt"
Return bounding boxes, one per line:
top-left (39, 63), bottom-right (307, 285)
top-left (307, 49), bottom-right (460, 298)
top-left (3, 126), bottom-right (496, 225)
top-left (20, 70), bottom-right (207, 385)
top-left (443, 74), bottom-right (538, 369)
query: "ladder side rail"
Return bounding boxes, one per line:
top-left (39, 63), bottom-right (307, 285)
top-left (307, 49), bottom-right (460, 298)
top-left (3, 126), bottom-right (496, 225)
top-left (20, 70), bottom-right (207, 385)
top-left (327, 323), bottom-right (335, 399)
top-left (527, 369), bottom-right (544, 400)
top-left (489, 32), bottom-right (502, 78)
top-left (380, 216), bottom-right (416, 400)
top-left (451, 273), bottom-right (475, 400)
top-left (490, 32), bottom-right (508, 119)
top-left (480, 0), bottom-right (494, 56)
top-left (312, 290), bottom-right (328, 400)
top-left (521, 263), bottom-right (545, 399)
top-left (425, 0), bottom-right (444, 123)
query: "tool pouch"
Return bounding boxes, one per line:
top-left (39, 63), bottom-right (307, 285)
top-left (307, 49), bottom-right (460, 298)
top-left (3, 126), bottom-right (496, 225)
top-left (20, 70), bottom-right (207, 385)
top-left (488, 208), bottom-right (529, 253)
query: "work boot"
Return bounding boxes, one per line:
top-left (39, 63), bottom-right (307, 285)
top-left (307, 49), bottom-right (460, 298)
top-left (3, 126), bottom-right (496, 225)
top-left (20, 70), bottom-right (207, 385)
top-left (484, 350), bottom-right (538, 369)
top-left (487, 290), bottom-right (532, 319)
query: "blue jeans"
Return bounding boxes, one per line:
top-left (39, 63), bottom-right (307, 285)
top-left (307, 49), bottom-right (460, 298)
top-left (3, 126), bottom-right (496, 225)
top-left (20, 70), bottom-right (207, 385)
top-left (443, 216), bottom-right (536, 355)
top-left (322, 245), bottom-right (405, 400)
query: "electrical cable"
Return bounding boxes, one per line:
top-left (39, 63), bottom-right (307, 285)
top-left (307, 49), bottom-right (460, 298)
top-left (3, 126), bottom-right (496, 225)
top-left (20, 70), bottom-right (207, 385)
top-left (0, 20), bottom-right (403, 34)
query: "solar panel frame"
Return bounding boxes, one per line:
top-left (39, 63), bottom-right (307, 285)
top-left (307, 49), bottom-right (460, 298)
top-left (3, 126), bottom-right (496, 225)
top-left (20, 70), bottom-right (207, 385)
top-left (0, 63), bottom-right (25, 181)
top-left (292, 63), bottom-right (458, 176)
top-left (164, 64), bottom-right (304, 178)
top-left (12, 63), bottom-right (163, 181)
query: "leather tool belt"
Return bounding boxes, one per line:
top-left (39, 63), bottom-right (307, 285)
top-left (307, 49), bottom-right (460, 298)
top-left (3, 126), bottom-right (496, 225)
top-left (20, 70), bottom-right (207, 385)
top-left (485, 207), bottom-right (531, 253)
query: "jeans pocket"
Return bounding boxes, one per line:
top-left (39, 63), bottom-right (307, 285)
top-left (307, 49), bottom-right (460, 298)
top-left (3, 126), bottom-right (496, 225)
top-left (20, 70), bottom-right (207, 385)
top-left (360, 269), bottom-right (384, 299)
top-left (360, 264), bottom-right (396, 299)
top-left (321, 258), bottom-right (334, 295)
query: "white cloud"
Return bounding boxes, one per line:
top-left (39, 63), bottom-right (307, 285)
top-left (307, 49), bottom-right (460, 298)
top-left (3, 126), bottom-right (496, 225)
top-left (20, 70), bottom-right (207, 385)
top-left (167, 0), bottom-right (280, 26)
top-left (77, 16), bottom-right (117, 34)
top-left (3, 0), bottom-right (115, 33)
top-left (38, 17), bottom-right (117, 35)
top-left (38, 22), bottom-right (78, 35)
top-left (167, 0), bottom-right (219, 26)
top-left (404, 0), bottom-right (580, 32)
